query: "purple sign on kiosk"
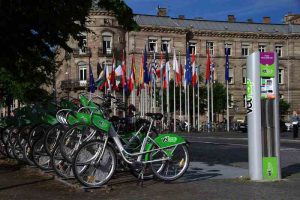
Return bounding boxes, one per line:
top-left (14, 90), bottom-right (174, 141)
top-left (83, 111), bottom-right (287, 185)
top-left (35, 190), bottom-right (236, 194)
top-left (260, 52), bottom-right (275, 77)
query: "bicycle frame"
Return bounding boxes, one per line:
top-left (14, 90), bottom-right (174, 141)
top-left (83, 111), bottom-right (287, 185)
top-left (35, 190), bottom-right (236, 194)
top-left (97, 119), bottom-right (186, 165)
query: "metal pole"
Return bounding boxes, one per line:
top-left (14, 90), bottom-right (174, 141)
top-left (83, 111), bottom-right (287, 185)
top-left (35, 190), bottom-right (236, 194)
top-left (207, 82), bottom-right (210, 132)
top-left (247, 52), bottom-right (263, 180)
top-left (174, 66), bottom-right (176, 132)
top-left (187, 85), bottom-right (190, 132)
top-left (179, 52), bottom-right (182, 123)
top-left (226, 81), bottom-right (230, 132)
top-left (193, 86), bottom-right (195, 129)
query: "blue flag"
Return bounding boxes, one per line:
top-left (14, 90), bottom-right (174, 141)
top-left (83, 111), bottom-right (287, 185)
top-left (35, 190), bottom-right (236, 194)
top-left (185, 47), bottom-right (192, 85)
top-left (225, 47), bottom-right (229, 81)
top-left (143, 46), bottom-right (149, 84)
top-left (89, 64), bottom-right (96, 93)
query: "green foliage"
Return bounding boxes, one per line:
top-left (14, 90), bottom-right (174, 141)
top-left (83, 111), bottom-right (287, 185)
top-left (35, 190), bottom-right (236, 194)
top-left (279, 99), bottom-right (290, 115)
top-left (0, 0), bottom-right (138, 106)
top-left (212, 81), bottom-right (227, 114)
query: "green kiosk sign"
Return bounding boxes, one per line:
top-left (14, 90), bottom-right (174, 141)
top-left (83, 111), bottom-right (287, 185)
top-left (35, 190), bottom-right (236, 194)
top-left (263, 157), bottom-right (279, 180)
top-left (260, 52), bottom-right (275, 78)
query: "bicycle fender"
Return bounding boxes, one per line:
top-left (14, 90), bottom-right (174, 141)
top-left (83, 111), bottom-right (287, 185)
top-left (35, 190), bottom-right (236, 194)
top-left (144, 133), bottom-right (187, 161)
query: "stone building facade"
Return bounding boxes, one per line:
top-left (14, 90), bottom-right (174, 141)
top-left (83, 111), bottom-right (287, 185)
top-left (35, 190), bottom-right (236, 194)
top-left (55, 8), bottom-right (300, 122)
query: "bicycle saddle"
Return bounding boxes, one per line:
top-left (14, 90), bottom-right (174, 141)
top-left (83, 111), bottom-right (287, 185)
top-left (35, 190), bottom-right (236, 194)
top-left (145, 113), bottom-right (163, 120)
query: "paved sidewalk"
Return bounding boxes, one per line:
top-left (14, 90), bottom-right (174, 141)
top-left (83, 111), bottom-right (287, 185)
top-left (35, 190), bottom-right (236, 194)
top-left (1, 157), bottom-right (300, 200)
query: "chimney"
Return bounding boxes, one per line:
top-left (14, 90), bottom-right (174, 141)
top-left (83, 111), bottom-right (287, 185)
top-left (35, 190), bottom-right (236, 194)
top-left (263, 17), bottom-right (271, 24)
top-left (157, 7), bottom-right (167, 17)
top-left (178, 15), bottom-right (185, 19)
top-left (247, 18), bottom-right (253, 23)
top-left (228, 15), bottom-right (236, 22)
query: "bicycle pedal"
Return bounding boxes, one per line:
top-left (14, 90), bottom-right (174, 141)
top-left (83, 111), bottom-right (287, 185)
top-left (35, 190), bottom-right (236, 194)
top-left (131, 161), bottom-right (143, 172)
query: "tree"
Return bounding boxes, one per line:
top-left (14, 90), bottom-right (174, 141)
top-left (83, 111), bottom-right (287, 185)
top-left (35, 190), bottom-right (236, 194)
top-left (0, 0), bottom-right (138, 114)
top-left (212, 81), bottom-right (227, 115)
top-left (280, 99), bottom-right (290, 116)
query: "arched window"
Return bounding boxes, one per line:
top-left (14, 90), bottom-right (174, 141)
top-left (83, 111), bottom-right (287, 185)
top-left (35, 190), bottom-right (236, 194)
top-left (78, 61), bottom-right (88, 86)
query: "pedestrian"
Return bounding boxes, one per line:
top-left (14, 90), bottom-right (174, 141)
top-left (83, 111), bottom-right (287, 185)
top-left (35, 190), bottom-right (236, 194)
top-left (291, 111), bottom-right (299, 139)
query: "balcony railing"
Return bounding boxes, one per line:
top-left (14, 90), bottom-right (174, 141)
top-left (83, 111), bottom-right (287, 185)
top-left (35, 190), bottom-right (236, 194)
top-left (73, 47), bottom-right (91, 57)
top-left (98, 47), bottom-right (113, 57)
top-left (61, 79), bottom-right (88, 90)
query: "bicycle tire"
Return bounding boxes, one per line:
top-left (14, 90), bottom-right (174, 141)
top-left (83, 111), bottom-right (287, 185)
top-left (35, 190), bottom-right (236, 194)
top-left (72, 139), bottom-right (116, 187)
top-left (150, 144), bottom-right (190, 181)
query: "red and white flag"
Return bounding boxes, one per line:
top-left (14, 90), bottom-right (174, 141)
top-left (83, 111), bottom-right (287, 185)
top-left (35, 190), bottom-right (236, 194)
top-left (191, 50), bottom-right (197, 87)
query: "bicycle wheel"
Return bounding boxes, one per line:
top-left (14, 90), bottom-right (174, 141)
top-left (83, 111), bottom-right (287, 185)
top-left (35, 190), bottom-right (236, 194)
top-left (32, 137), bottom-right (52, 170)
top-left (72, 140), bottom-right (116, 187)
top-left (150, 144), bottom-right (190, 181)
top-left (51, 144), bottom-right (74, 178)
top-left (60, 124), bottom-right (98, 163)
top-left (44, 124), bottom-right (66, 156)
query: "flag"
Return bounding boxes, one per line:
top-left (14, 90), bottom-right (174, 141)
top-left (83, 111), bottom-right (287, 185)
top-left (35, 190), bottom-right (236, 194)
top-left (151, 52), bottom-right (157, 88)
top-left (88, 63), bottom-right (96, 93)
top-left (173, 49), bottom-right (180, 87)
top-left (128, 54), bottom-right (136, 92)
top-left (95, 65), bottom-right (106, 90)
top-left (163, 50), bottom-right (170, 89)
top-left (143, 46), bottom-right (149, 84)
top-left (184, 47), bottom-right (192, 87)
top-left (122, 50), bottom-right (127, 88)
top-left (206, 48), bottom-right (211, 84)
top-left (137, 56), bottom-right (144, 96)
top-left (105, 64), bottom-right (111, 91)
top-left (110, 55), bottom-right (117, 91)
top-left (191, 50), bottom-right (197, 87)
top-left (225, 47), bottom-right (229, 81)
top-left (96, 62), bottom-right (102, 77)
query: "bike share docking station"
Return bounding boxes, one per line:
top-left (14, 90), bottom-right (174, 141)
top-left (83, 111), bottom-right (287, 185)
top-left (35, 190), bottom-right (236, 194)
top-left (246, 52), bottom-right (281, 181)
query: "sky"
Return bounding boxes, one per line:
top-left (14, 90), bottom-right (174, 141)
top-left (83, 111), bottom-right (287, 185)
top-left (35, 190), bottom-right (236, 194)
top-left (125, 0), bottom-right (300, 24)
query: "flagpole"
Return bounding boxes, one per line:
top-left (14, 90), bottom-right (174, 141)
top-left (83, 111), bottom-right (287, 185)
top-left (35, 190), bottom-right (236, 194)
top-left (211, 70), bottom-right (214, 129)
top-left (179, 52), bottom-right (182, 124)
top-left (193, 85), bottom-right (195, 130)
top-left (187, 85), bottom-right (190, 132)
top-left (197, 80), bottom-right (200, 131)
top-left (226, 81), bottom-right (229, 132)
top-left (207, 81), bottom-right (210, 132)
top-left (167, 75), bottom-right (170, 130)
top-left (173, 48), bottom-right (176, 132)
top-left (160, 52), bottom-right (164, 130)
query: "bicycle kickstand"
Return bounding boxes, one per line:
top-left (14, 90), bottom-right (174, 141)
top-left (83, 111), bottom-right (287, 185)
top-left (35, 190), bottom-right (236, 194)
top-left (137, 168), bottom-right (145, 187)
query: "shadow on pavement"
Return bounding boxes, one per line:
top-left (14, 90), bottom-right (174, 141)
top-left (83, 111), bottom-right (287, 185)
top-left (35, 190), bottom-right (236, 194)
top-left (0, 178), bottom-right (53, 191)
top-left (282, 163), bottom-right (300, 178)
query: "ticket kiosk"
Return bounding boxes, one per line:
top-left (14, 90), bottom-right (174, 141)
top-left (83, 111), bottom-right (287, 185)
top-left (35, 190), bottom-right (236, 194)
top-left (246, 52), bottom-right (281, 181)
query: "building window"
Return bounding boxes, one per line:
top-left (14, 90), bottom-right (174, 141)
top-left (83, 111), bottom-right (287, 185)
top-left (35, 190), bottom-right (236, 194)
top-left (229, 94), bottom-right (233, 108)
top-left (243, 94), bottom-right (247, 108)
top-left (188, 42), bottom-right (196, 54)
top-left (161, 40), bottom-right (170, 53)
top-left (279, 94), bottom-right (284, 99)
top-left (224, 43), bottom-right (232, 56)
top-left (278, 68), bottom-right (284, 84)
top-left (258, 44), bottom-right (266, 52)
top-left (228, 68), bottom-right (234, 84)
top-left (148, 39), bottom-right (157, 52)
top-left (78, 33), bottom-right (87, 54)
top-left (102, 35), bottom-right (112, 54)
top-left (241, 43), bottom-right (250, 56)
top-left (78, 62), bottom-right (88, 86)
top-left (275, 45), bottom-right (282, 57)
top-left (242, 67), bottom-right (247, 84)
top-left (104, 18), bottom-right (110, 25)
top-left (206, 41), bottom-right (214, 56)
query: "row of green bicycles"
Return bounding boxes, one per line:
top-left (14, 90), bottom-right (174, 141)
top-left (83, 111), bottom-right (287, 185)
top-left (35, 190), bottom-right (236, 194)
top-left (0, 93), bottom-right (190, 187)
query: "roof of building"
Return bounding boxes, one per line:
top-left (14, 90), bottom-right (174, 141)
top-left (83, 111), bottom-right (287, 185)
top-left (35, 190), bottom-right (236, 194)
top-left (134, 14), bottom-right (300, 34)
